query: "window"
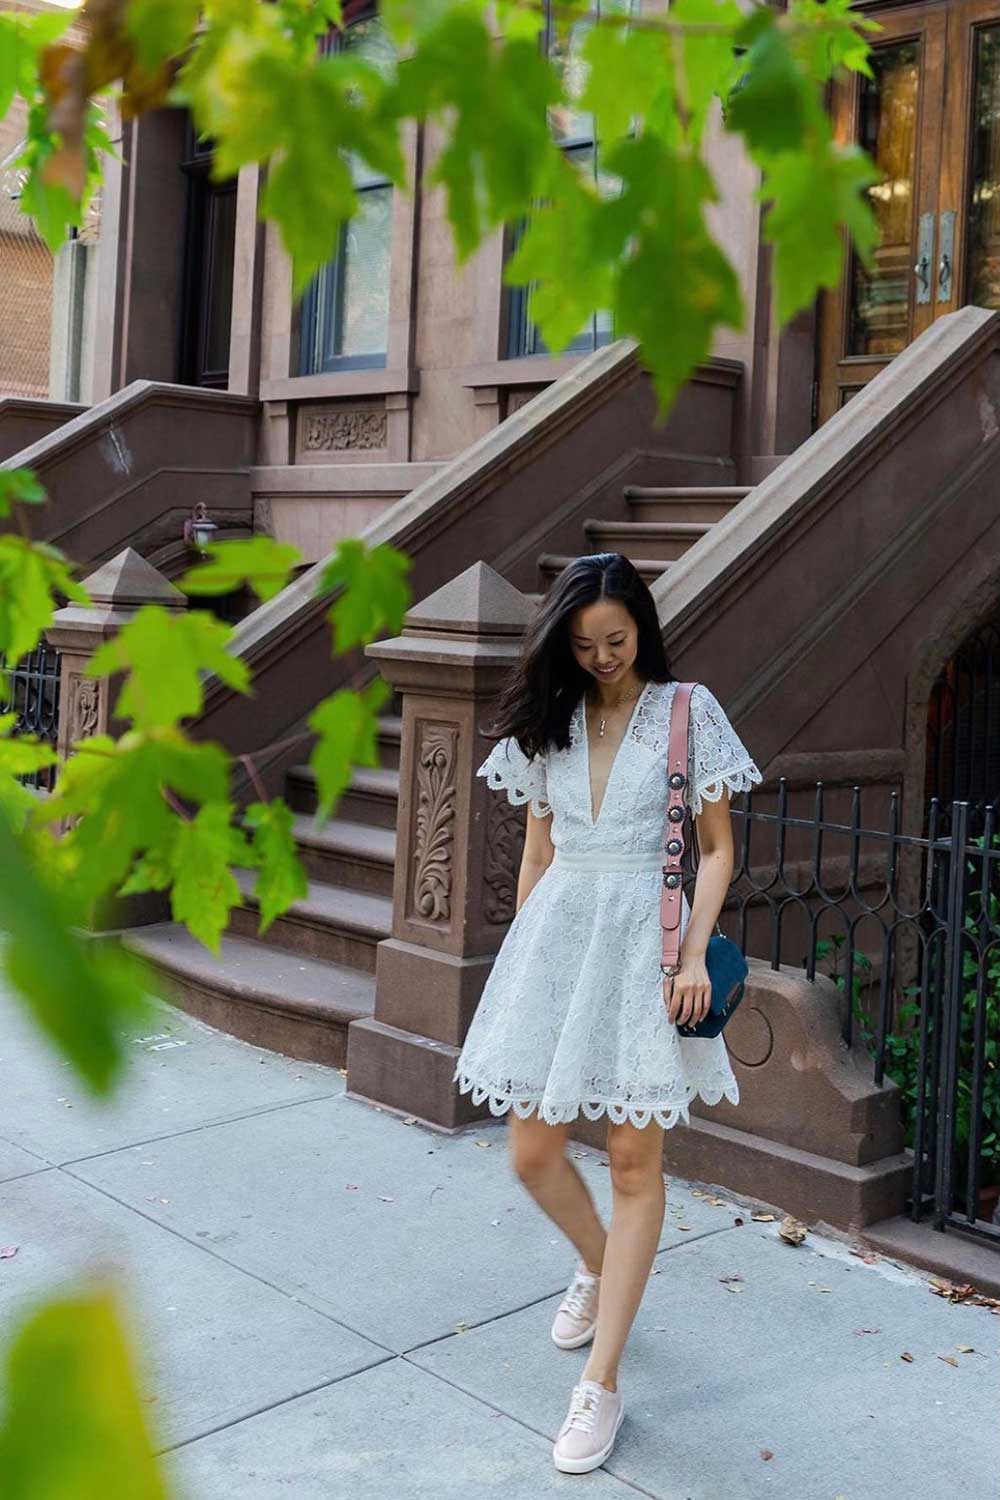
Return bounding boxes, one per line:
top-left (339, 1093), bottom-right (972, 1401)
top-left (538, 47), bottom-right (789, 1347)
top-left (505, 0), bottom-right (633, 359)
top-left (180, 125), bottom-right (238, 388)
top-left (298, 12), bottom-right (395, 375)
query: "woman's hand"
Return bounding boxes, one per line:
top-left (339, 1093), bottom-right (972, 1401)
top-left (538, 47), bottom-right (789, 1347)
top-left (663, 954), bottom-right (712, 1028)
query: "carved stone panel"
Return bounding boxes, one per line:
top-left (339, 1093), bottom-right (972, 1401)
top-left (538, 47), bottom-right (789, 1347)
top-left (67, 671), bottom-right (102, 743)
top-left (483, 794), bottom-right (525, 925)
top-left (298, 405), bottom-right (388, 458)
top-left (409, 721), bottom-right (457, 927)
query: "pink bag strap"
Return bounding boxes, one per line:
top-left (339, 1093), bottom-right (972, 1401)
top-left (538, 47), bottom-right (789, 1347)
top-left (660, 681), bottom-right (696, 976)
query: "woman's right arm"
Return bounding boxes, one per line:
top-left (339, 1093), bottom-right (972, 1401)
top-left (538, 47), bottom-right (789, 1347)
top-left (515, 804), bottom-right (554, 913)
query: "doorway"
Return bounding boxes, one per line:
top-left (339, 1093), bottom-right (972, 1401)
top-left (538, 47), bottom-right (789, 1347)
top-left (818, 1), bottom-right (1000, 422)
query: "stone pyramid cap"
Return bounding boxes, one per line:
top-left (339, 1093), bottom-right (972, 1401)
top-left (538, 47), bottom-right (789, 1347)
top-left (403, 561), bottom-right (535, 637)
top-left (81, 547), bottom-right (186, 609)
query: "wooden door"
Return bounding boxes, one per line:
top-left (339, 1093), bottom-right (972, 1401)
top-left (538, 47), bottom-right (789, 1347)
top-left (817, 4), bottom-right (948, 423)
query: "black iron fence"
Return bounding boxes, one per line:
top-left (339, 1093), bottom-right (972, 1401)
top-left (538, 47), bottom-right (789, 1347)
top-left (701, 781), bottom-right (1000, 1251)
top-left (0, 643), bottom-right (61, 790)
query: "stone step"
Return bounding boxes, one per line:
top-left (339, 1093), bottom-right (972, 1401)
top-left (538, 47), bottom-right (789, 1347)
top-left (228, 868), bottom-right (392, 972)
top-left (623, 485), bottom-right (751, 524)
top-left (537, 552), bottom-right (676, 590)
top-left (376, 714), bottom-right (403, 771)
top-left (291, 814), bottom-right (396, 896)
top-left (286, 763), bottom-right (400, 829)
top-left (583, 518), bottom-right (715, 562)
top-left (125, 924), bottom-right (374, 1069)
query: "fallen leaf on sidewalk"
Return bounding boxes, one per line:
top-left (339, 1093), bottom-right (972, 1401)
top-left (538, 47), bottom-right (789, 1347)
top-left (677, 1224), bottom-right (692, 1231)
top-left (759, 1448), bottom-right (774, 1461)
top-left (929, 1277), bottom-right (1000, 1308)
top-left (956, 1345), bottom-right (976, 1353)
top-left (850, 1248), bottom-right (882, 1263)
top-left (853, 1327), bottom-right (881, 1335)
top-left (345, 1183), bottom-right (358, 1190)
top-left (403, 1117), bottom-right (416, 1125)
top-left (474, 1140), bottom-right (492, 1149)
top-left (751, 1212), bottom-right (776, 1222)
top-left (0, 1246), bottom-right (18, 1259)
top-left (454, 1320), bottom-right (470, 1333)
top-left (900, 1351), bottom-right (915, 1362)
top-left (937, 1355), bottom-right (959, 1367)
top-left (719, 1273), bottom-right (743, 1284)
top-left (778, 1215), bottom-right (807, 1245)
top-left (378, 1195), bottom-right (395, 1203)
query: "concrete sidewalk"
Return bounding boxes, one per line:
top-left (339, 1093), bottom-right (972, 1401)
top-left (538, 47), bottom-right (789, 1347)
top-left (1, 987), bottom-right (997, 1500)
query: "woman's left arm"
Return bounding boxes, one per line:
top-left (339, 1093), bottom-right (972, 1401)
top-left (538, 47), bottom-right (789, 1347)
top-left (663, 795), bottom-right (735, 1027)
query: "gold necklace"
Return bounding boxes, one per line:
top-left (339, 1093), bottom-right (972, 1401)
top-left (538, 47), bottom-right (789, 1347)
top-left (591, 682), bottom-right (643, 737)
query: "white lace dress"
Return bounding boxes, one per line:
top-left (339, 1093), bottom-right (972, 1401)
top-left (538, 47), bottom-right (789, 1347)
top-left (453, 678), bottom-right (763, 1130)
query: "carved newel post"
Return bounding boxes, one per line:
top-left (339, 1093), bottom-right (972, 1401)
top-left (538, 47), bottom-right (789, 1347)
top-left (348, 561), bottom-right (536, 1129)
top-left (46, 547), bottom-right (187, 756)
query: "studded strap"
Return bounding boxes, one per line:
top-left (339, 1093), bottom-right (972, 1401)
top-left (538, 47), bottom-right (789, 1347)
top-left (660, 681), bottom-right (696, 976)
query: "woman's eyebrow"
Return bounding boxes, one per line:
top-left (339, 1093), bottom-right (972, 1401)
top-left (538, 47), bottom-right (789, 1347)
top-left (571, 632), bottom-right (626, 642)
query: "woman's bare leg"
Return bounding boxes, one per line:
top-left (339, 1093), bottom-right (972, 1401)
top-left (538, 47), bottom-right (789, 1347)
top-left (508, 1110), bottom-right (608, 1275)
top-left (581, 1117), bottom-right (666, 1392)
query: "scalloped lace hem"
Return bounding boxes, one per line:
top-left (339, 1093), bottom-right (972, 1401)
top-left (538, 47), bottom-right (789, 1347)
top-left (454, 1071), bottom-right (740, 1130)
top-left (690, 761), bottom-right (764, 817)
top-left (479, 765), bottom-right (552, 819)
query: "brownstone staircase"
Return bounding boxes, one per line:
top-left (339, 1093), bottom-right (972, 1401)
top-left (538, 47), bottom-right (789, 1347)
top-left (126, 481), bottom-right (753, 1066)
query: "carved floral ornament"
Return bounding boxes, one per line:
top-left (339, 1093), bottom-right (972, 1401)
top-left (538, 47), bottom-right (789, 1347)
top-left (301, 408), bottom-right (388, 452)
top-left (410, 723), bottom-right (457, 924)
top-left (68, 672), bottom-right (102, 741)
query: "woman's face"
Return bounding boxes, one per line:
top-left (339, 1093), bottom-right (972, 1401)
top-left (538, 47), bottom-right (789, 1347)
top-left (567, 599), bottom-right (640, 685)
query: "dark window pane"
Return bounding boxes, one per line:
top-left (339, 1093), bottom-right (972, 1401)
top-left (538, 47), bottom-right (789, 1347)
top-left (968, 26), bottom-right (1000, 310)
top-left (203, 186), bottom-right (237, 374)
top-left (847, 41), bottom-right (920, 357)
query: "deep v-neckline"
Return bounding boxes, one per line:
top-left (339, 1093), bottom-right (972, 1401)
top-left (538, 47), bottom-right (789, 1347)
top-left (580, 678), bottom-right (650, 827)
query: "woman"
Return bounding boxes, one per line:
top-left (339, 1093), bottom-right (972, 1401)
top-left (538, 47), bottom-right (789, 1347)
top-left (453, 553), bottom-right (762, 1475)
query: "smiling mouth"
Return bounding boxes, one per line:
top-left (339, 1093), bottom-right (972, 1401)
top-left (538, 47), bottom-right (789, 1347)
top-left (595, 664), bottom-right (621, 675)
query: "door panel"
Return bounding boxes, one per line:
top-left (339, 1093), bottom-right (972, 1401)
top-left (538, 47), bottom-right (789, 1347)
top-left (817, 6), bottom-right (947, 423)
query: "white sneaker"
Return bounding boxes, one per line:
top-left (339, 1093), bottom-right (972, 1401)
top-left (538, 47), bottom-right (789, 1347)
top-left (550, 1259), bottom-right (600, 1348)
top-left (552, 1377), bottom-right (625, 1472)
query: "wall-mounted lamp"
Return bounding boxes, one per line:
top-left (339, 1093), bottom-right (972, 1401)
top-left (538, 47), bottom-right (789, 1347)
top-left (183, 501), bottom-right (218, 553)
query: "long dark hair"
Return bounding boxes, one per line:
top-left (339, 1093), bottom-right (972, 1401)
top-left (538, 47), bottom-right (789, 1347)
top-left (484, 553), bottom-right (675, 758)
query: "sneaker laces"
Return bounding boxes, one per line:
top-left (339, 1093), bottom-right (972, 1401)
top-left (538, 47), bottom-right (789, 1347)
top-left (566, 1382), bottom-right (602, 1433)
top-left (561, 1268), bottom-right (599, 1320)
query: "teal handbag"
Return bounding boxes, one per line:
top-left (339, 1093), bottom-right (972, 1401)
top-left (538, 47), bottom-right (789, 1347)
top-left (659, 682), bottom-right (748, 1039)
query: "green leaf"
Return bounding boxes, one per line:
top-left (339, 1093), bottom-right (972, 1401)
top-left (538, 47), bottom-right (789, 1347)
top-left (579, 23), bottom-right (672, 146)
top-left (315, 539), bottom-right (412, 653)
top-left (386, 11), bottom-right (560, 259)
top-left (86, 606), bottom-right (250, 730)
top-left (168, 803), bottom-right (243, 954)
top-left (381, 0), bottom-right (485, 46)
top-left (504, 164), bottom-right (621, 354)
top-left (125, 0), bottom-right (201, 74)
top-left (34, 731), bottom-right (230, 905)
top-left (177, 536), bottom-right (302, 603)
top-left (308, 678), bottom-right (390, 823)
top-left (0, 1287), bottom-right (169, 1498)
top-left (0, 468), bottom-right (46, 517)
top-left (0, 811), bottom-right (154, 1097)
top-left (0, 536), bottom-right (88, 665)
top-left (727, 16), bottom-right (813, 153)
top-left (607, 135), bottom-right (744, 412)
top-left (671, 0), bottom-right (745, 144)
top-left (762, 138), bottom-right (880, 323)
top-left (244, 798), bottom-right (308, 934)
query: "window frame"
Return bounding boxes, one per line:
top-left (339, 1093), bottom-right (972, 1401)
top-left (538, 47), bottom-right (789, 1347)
top-left (505, 0), bottom-right (628, 361)
top-left (297, 7), bottom-right (394, 376)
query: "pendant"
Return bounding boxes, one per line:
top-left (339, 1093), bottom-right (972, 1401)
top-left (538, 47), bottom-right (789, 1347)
top-left (599, 717), bottom-right (607, 737)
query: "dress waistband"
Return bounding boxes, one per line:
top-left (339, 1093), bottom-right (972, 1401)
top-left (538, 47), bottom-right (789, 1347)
top-left (551, 847), bottom-right (664, 873)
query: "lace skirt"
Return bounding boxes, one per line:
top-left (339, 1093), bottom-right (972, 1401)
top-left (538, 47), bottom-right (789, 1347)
top-left (453, 846), bottom-right (741, 1131)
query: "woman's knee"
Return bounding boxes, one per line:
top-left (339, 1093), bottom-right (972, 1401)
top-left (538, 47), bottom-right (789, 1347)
top-left (508, 1113), bottom-right (568, 1184)
top-left (607, 1124), bottom-right (664, 1195)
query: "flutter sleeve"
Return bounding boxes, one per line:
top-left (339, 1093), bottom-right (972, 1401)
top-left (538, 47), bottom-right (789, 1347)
top-left (476, 735), bottom-right (551, 818)
top-left (687, 683), bottom-right (763, 817)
